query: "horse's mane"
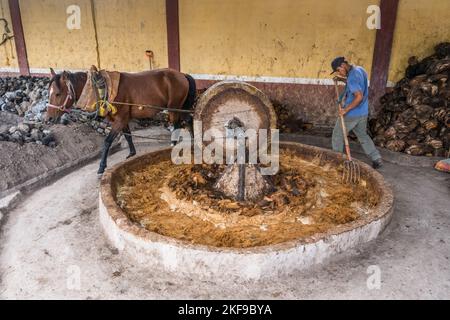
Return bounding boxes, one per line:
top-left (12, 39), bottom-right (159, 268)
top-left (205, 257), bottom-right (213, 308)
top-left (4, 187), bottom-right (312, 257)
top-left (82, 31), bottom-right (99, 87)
top-left (49, 71), bottom-right (82, 90)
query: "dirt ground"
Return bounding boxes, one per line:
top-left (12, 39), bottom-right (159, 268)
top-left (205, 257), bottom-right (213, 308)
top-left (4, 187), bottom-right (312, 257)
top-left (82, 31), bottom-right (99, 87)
top-left (0, 113), bottom-right (164, 196)
top-left (0, 135), bottom-right (448, 299)
top-left (0, 116), bottom-right (106, 195)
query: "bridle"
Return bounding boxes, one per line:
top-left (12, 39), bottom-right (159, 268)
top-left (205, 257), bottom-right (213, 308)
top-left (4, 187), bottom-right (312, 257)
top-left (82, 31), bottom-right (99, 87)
top-left (46, 78), bottom-right (77, 113)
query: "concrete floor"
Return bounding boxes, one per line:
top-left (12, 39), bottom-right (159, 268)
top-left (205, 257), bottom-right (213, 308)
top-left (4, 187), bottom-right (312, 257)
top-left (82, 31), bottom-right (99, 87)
top-left (0, 134), bottom-right (449, 299)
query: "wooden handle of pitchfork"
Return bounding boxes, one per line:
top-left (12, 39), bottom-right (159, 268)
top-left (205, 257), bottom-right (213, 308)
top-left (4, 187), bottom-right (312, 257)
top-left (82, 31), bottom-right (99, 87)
top-left (334, 80), bottom-right (352, 162)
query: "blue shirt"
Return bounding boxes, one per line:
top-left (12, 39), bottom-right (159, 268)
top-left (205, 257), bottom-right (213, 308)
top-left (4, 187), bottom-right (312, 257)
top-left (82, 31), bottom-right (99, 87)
top-left (343, 66), bottom-right (369, 118)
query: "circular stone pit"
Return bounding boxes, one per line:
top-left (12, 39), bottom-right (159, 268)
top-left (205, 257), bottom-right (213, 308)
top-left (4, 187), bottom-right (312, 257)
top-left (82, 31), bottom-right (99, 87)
top-left (99, 142), bottom-right (394, 280)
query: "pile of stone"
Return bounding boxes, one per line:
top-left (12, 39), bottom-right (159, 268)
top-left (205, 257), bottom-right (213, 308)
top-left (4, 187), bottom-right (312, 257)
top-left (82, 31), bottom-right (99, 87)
top-left (0, 76), bottom-right (50, 122)
top-left (370, 42), bottom-right (450, 157)
top-left (86, 119), bottom-right (111, 135)
top-left (273, 102), bottom-right (313, 133)
top-left (0, 122), bottom-right (56, 147)
top-left (53, 110), bottom-right (107, 134)
top-left (134, 112), bottom-right (170, 128)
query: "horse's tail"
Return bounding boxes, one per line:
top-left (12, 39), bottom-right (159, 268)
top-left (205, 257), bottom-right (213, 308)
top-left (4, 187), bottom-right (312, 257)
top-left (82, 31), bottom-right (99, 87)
top-left (183, 74), bottom-right (197, 110)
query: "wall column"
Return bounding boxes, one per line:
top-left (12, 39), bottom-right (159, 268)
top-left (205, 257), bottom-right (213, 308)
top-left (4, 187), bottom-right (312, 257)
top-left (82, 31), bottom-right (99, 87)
top-left (369, 0), bottom-right (399, 115)
top-left (8, 0), bottom-right (29, 76)
top-left (166, 0), bottom-right (180, 71)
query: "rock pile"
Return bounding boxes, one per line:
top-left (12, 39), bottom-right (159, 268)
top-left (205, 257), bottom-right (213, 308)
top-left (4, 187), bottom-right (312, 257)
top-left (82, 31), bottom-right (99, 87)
top-left (0, 76), bottom-right (57, 147)
top-left (0, 76), bottom-right (50, 122)
top-left (273, 102), bottom-right (313, 133)
top-left (0, 122), bottom-right (56, 147)
top-left (370, 42), bottom-right (450, 157)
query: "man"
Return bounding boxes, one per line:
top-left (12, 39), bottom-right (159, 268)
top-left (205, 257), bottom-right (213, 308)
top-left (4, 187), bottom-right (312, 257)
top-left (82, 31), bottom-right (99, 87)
top-left (330, 56), bottom-right (383, 169)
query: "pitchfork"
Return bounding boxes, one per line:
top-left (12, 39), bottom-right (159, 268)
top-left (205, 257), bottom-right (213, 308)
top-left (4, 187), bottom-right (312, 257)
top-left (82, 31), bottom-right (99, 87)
top-left (333, 80), bottom-right (361, 184)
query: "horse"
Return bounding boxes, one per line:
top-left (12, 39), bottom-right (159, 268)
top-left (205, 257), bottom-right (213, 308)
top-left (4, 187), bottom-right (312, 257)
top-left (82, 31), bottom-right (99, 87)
top-left (46, 67), bottom-right (197, 174)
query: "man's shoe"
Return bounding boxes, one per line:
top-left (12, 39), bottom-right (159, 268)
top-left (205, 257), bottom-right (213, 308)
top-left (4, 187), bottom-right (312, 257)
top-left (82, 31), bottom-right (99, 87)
top-left (372, 158), bottom-right (383, 169)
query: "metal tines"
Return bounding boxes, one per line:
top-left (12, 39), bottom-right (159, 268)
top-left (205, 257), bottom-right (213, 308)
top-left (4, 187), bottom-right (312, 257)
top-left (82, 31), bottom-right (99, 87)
top-left (342, 159), bottom-right (361, 184)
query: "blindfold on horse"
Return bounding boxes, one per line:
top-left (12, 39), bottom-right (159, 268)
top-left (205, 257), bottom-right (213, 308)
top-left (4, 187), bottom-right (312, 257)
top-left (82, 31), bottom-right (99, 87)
top-left (47, 66), bottom-right (197, 175)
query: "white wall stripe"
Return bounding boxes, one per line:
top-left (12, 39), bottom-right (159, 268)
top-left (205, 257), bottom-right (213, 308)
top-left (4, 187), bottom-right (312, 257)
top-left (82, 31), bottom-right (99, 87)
top-left (191, 73), bottom-right (338, 86)
top-left (386, 81), bottom-right (395, 88)
top-left (191, 73), bottom-right (397, 87)
top-left (0, 67), bottom-right (20, 73)
top-left (30, 68), bottom-right (85, 74)
top-left (1, 67), bottom-right (395, 87)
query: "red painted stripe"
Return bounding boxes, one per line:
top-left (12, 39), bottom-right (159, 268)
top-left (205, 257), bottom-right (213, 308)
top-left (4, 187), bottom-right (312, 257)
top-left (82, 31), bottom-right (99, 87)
top-left (8, 0), bottom-right (30, 76)
top-left (166, 0), bottom-right (180, 71)
top-left (369, 0), bottom-right (399, 114)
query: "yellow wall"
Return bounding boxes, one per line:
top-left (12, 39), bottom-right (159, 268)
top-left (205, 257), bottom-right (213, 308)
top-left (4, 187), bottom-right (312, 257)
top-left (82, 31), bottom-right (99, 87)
top-left (20, 0), bottom-right (97, 70)
top-left (92, 0), bottom-right (167, 71)
top-left (0, 0), bottom-right (18, 70)
top-left (3, 0), bottom-right (448, 81)
top-left (389, 0), bottom-right (450, 82)
top-left (179, 0), bottom-right (379, 79)
top-left (18, 0), bottom-right (168, 72)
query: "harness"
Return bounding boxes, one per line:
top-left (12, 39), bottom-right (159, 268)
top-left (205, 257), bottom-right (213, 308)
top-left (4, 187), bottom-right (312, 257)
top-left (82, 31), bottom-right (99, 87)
top-left (46, 78), bottom-right (77, 113)
top-left (91, 72), bottom-right (117, 117)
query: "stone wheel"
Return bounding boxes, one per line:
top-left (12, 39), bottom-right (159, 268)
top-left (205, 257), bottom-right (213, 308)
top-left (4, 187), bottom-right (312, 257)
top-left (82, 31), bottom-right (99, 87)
top-left (194, 81), bottom-right (278, 202)
top-left (194, 81), bottom-right (277, 139)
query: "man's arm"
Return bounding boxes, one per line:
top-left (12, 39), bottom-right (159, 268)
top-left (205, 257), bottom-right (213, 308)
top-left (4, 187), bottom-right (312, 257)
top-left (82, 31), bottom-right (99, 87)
top-left (333, 75), bottom-right (347, 84)
top-left (340, 91), bottom-right (363, 116)
top-left (340, 71), bottom-right (364, 116)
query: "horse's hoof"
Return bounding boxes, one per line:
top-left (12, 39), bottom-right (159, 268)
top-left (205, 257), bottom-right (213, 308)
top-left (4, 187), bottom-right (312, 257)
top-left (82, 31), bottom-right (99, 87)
top-left (126, 152), bottom-right (136, 159)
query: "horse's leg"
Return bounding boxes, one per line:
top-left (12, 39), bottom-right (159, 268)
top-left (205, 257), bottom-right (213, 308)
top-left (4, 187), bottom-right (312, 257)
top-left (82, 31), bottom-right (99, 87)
top-left (98, 129), bottom-right (119, 175)
top-left (183, 114), bottom-right (194, 136)
top-left (170, 115), bottom-right (182, 147)
top-left (123, 125), bottom-right (136, 159)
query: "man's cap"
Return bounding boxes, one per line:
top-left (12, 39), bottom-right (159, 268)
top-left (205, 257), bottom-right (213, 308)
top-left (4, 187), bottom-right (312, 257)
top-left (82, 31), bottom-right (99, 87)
top-left (330, 56), bottom-right (347, 74)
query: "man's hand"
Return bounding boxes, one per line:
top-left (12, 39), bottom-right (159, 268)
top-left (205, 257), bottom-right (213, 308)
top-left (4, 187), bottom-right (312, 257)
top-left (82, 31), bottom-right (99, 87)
top-left (340, 91), bottom-right (363, 117)
top-left (333, 75), bottom-right (347, 83)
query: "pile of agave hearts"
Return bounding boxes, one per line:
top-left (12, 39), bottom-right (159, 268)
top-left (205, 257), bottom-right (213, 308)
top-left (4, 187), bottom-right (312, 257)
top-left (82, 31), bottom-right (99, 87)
top-left (370, 42), bottom-right (450, 157)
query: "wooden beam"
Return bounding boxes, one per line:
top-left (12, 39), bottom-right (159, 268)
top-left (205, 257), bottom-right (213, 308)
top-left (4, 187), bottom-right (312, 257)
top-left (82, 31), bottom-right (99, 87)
top-left (369, 0), bottom-right (399, 115)
top-left (166, 0), bottom-right (180, 71)
top-left (8, 0), bottom-right (29, 76)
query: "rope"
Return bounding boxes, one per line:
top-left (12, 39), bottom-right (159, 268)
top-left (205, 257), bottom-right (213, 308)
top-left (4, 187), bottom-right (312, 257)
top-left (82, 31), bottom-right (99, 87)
top-left (90, 0), bottom-right (101, 68)
top-left (111, 101), bottom-right (194, 114)
top-left (0, 31), bottom-right (13, 46)
top-left (0, 18), bottom-right (13, 46)
top-left (121, 131), bottom-right (171, 142)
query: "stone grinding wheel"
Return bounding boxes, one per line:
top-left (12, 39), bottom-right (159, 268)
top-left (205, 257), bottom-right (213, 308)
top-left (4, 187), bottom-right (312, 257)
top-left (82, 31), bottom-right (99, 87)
top-left (194, 81), bottom-right (277, 141)
top-left (194, 81), bottom-right (278, 202)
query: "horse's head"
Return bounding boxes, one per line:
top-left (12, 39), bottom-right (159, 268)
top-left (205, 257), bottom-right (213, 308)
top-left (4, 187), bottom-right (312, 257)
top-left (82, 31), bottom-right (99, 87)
top-left (46, 68), bottom-right (76, 123)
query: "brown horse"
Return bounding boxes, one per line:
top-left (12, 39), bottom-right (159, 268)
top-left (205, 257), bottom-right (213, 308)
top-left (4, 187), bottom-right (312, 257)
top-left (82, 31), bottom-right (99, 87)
top-left (46, 67), bottom-right (196, 174)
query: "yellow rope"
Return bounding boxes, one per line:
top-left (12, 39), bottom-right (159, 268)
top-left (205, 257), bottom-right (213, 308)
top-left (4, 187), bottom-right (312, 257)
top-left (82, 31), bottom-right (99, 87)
top-left (91, 99), bottom-right (117, 117)
top-left (90, 98), bottom-right (194, 115)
